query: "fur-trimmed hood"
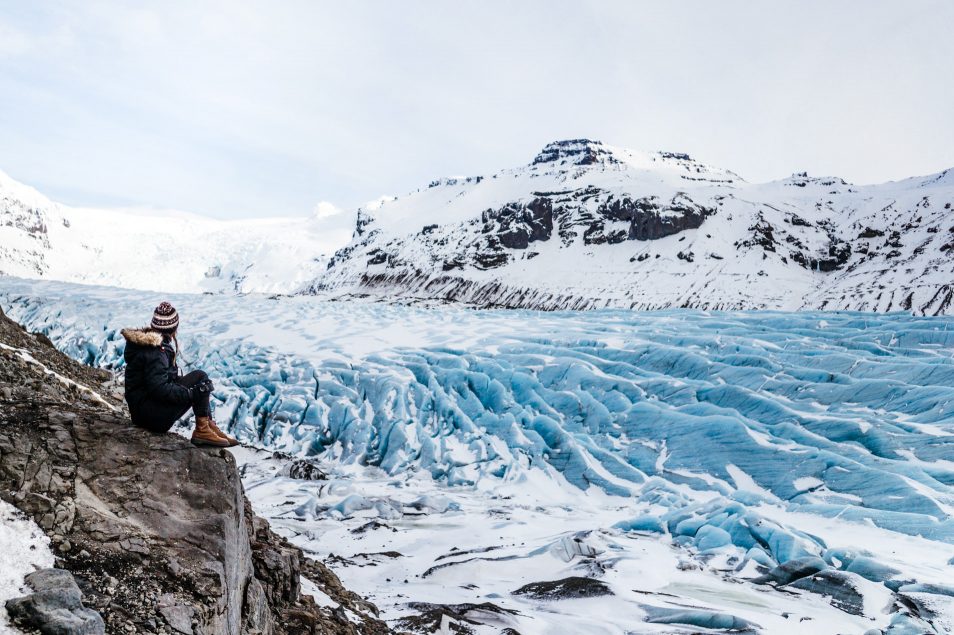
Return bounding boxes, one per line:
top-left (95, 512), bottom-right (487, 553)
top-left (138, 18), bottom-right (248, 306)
top-left (121, 328), bottom-right (163, 347)
top-left (122, 327), bottom-right (189, 415)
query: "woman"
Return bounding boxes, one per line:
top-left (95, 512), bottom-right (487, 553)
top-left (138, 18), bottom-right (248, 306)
top-left (121, 301), bottom-right (238, 447)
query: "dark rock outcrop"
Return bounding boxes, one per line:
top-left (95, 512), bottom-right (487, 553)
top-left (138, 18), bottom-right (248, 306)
top-left (600, 193), bottom-right (711, 242)
top-left (282, 458), bottom-right (328, 481)
top-left (789, 570), bottom-right (865, 616)
top-left (810, 239), bottom-right (852, 272)
top-left (0, 306), bottom-right (393, 635)
top-left (482, 198), bottom-right (553, 250)
top-left (6, 568), bottom-right (105, 635)
top-left (396, 602), bottom-right (518, 634)
top-left (751, 556), bottom-right (828, 586)
top-left (531, 139), bottom-right (620, 167)
top-left (512, 576), bottom-right (612, 600)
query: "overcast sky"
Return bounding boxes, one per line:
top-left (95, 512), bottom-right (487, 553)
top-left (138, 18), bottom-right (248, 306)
top-left (1, 1), bottom-right (952, 219)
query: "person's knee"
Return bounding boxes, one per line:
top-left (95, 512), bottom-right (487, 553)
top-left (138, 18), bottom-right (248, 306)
top-left (191, 369), bottom-right (209, 382)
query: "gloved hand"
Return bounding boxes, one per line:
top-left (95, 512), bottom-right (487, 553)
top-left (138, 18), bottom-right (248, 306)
top-left (194, 378), bottom-right (215, 394)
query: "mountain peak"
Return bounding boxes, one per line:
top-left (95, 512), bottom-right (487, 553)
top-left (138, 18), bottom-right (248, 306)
top-left (530, 140), bottom-right (707, 176)
top-left (531, 139), bottom-right (619, 167)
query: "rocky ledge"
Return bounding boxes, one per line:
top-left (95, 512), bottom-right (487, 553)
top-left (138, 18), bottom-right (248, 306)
top-left (0, 305), bottom-right (393, 635)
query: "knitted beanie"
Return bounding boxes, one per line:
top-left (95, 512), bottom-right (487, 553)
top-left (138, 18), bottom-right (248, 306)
top-left (150, 302), bottom-right (180, 333)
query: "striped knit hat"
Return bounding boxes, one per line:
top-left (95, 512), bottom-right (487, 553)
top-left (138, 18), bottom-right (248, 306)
top-left (150, 302), bottom-right (180, 333)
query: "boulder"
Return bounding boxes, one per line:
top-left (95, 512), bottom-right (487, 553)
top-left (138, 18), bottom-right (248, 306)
top-left (751, 556), bottom-right (828, 586)
top-left (789, 570), bottom-right (865, 616)
top-left (512, 576), bottom-right (612, 600)
top-left (5, 568), bottom-right (105, 635)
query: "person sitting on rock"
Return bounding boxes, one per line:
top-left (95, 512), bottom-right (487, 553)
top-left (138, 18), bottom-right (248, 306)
top-left (120, 301), bottom-right (238, 447)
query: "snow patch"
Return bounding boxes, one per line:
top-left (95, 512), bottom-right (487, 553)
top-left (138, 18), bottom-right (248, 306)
top-left (0, 498), bottom-right (55, 634)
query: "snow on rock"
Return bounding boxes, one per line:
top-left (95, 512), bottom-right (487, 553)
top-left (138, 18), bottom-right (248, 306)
top-left (3, 277), bottom-right (954, 632)
top-left (0, 342), bottom-right (118, 411)
top-left (0, 499), bottom-right (55, 634)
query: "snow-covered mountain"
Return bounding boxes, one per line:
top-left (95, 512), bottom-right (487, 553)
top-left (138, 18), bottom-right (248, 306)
top-left (310, 139), bottom-right (954, 314)
top-left (0, 169), bottom-right (352, 294)
top-left (4, 141), bottom-right (953, 313)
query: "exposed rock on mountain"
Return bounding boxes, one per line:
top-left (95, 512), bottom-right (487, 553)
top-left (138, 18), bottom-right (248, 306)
top-left (309, 139), bottom-right (954, 315)
top-left (0, 306), bottom-right (392, 635)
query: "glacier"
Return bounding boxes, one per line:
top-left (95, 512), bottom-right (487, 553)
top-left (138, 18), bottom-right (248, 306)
top-left (2, 276), bottom-right (954, 633)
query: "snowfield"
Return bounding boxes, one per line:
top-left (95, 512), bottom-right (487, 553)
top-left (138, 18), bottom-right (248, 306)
top-left (0, 168), bottom-right (353, 294)
top-left (2, 277), bottom-right (953, 633)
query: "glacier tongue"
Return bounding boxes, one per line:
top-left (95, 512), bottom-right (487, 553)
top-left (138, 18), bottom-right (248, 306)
top-left (3, 276), bottom-right (954, 633)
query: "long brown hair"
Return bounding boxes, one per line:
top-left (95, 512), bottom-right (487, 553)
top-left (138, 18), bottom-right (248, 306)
top-left (171, 331), bottom-right (190, 368)
top-left (151, 327), bottom-right (189, 368)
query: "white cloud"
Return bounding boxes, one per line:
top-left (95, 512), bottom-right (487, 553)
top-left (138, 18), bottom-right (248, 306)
top-left (312, 201), bottom-right (342, 219)
top-left (0, 1), bottom-right (952, 219)
top-left (0, 21), bottom-right (31, 58)
top-left (364, 196), bottom-right (395, 212)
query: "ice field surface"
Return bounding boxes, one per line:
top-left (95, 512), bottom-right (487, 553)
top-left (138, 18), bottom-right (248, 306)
top-left (2, 277), bottom-right (954, 633)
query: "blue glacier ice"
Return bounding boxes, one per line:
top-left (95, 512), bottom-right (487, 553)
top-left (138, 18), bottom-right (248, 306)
top-left (2, 277), bottom-right (954, 609)
top-left (642, 606), bottom-right (759, 631)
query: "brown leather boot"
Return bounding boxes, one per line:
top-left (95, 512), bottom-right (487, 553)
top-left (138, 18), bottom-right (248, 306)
top-left (207, 419), bottom-right (239, 447)
top-left (191, 416), bottom-right (230, 447)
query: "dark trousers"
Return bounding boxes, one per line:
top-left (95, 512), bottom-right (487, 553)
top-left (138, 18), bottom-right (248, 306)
top-left (132, 370), bottom-right (211, 433)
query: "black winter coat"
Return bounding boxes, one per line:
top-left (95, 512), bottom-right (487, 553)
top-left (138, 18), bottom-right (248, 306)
top-left (121, 328), bottom-right (191, 417)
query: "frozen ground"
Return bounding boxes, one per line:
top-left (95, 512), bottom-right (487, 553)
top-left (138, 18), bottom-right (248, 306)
top-left (2, 277), bottom-right (954, 633)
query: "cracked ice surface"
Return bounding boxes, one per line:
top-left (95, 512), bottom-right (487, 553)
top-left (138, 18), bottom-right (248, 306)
top-left (2, 277), bottom-right (954, 633)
